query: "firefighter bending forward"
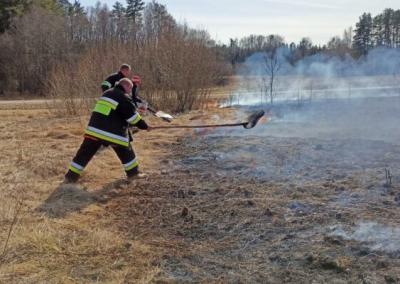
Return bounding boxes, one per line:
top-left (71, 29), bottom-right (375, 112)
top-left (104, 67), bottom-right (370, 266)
top-left (64, 78), bottom-right (151, 183)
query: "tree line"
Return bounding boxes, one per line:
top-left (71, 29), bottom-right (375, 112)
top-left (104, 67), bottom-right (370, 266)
top-left (0, 2), bottom-right (399, 110)
top-left (220, 8), bottom-right (400, 67)
top-left (353, 9), bottom-right (400, 56)
top-left (0, 0), bottom-right (226, 113)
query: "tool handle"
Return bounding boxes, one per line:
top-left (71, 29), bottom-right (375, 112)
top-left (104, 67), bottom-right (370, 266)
top-left (146, 105), bottom-right (157, 114)
top-left (151, 122), bottom-right (245, 129)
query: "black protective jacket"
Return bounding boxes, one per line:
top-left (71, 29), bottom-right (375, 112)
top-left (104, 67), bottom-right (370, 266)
top-left (85, 85), bottom-right (148, 147)
top-left (101, 71), bottom-right (142, 106)
top-left (101, 71), bottom-right (124, 92)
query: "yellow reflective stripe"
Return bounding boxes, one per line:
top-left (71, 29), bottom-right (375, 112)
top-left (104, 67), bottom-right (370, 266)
top-left (99, 97), bottom-right (119, 107)
top-left (128, 113), bottom-right (142, 125)
top-left (125, 160), bottom-right (139, 171)
top-left (69, 165), bottom-right (82, 175)
top-left (124, 158), bottom-right (138, 169)
top-left (87, 126), bottom-right (129, 142)
top-left (101, 81), bottom-right (112, 88)
top-left (85, 129), bottom-right (129, 147)
top-left (94, 103), bottom-right (111, 116)
top-left (97, 100), bottom-right (117, 110)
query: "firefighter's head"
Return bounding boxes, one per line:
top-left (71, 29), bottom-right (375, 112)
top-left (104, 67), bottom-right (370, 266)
top-left (119, 63), bottom-right (131, 77)
top-left (117, 78), bottom-right (133, 94)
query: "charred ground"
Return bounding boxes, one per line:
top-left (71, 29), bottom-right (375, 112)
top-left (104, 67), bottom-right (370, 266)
top-left (102, 96), bottom-right (400, 282)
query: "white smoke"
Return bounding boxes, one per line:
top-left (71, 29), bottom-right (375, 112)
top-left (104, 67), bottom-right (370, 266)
top-left (330, 222), bottom-right (400, 253)
top-left (226, 47), bottom-right (400, 106)
top-left (240, 46), bottom-right (400, 77)
top-left (220, 46), bottom-right (400, 145)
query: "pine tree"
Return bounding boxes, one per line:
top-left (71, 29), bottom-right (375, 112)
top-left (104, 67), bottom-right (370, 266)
top-left (65, 0), bottom-right (85, 42)
top-left (0, 0), bottom-right (25, 33)
top-left (125, 0), bottom-right (144, 26)
top-left (382, 8), bottom-right (394, 47)
top-left (68, 0), bottom-right (84, 15)
top-left (372, 14), bottom-right (383, 47)
top-left (31, 0), bottom-right (65, 13)
top-left (143, 0), bottom-right (175, 39)
top-left (58, 0), bottom-right (71, 10)
top-left (112, 1), bottom-right (125, 19)
top-left (353, 13), bottom-right (373, 56)
top-left (298, 37), bottom-right (313, 58)
top-left (112, 1), bottom-right (126, 40)
top-left (394, 10), bottom-right (400, 48)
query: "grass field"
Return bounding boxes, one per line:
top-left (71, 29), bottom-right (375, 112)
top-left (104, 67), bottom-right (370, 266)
top-left (1, 92), bottom-right (400, 283)
top-left (0, 103), bottom-right (236, 283)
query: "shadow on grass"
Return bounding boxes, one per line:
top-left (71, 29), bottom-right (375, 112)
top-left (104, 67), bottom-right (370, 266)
top-left (36, 179), bottom-right (130, 218)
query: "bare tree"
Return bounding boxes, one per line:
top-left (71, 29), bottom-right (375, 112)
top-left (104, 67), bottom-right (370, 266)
top-left (263, 49), bottom-right (281, 105)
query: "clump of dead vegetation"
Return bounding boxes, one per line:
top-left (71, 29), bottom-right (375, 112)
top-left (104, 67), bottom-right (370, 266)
top-left (47, 33), bottom-right (225, 116)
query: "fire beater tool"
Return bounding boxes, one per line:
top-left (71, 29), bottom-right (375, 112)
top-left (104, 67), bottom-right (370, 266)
top-left (133, 81), bottom-right (173, 122)
top-left (150, 110), bottom-right (265, 130)
top-left (146, 105), bottom-right (174, 123)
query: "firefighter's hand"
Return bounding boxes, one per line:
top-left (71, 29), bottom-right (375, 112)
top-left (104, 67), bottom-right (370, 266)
top-left (137, 102), bottom-right (148, 115)
top-left (132, 75), bottom-right (142, 86)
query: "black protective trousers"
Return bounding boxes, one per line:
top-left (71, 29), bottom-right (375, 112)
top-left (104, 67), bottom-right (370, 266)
top-left (65, 137), bottom-right (139, 182)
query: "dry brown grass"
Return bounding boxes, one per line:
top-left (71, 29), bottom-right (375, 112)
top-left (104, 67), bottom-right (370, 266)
top-left (0, 107), bottom-right (150, 283)
top-left (0, 101), bottom-right (236, 283)
top-left (4, 96), bottom-right (399, 283)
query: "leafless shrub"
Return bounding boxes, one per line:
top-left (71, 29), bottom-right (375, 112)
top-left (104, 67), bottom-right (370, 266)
top-left (47, 31), bottom-right (224, 115)
top-left (141, 26), bottom-right (222, 112)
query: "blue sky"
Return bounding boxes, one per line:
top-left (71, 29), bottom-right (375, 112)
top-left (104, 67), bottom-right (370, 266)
top-left (79, 0), bottom-right (400, 45)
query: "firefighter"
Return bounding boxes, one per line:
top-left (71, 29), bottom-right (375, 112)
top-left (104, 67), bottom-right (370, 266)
top-left (102, 64), bottom-right (146, 139)
top-left (64, 78), bottom-right (151, 183)
top-left (101, 63), bottom-right (131, 92)
top-left (101, 64), bottom-right (143, 107)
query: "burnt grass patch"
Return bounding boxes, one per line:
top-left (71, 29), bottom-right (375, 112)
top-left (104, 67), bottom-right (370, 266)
top-left (106, 132), bottom-right (400, 283)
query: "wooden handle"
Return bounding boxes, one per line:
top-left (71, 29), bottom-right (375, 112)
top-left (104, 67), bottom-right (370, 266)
top-left (151, 122), bottom-right (245, 129)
